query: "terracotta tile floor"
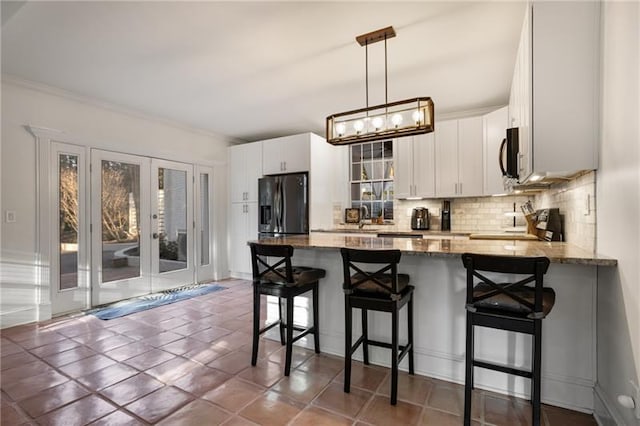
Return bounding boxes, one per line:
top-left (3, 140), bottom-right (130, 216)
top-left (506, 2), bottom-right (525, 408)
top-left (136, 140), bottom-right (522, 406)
top-left (1, 279), bottom-right (598, 426)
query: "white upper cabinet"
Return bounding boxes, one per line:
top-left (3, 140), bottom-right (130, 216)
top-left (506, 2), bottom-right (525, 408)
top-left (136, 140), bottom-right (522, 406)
top-left (229, 142), bottom-right (262, 203)
top-left (435, 120), bottom-right (459, 197)
top-left (511, 1), bottom-right (600, 182)
top-left (435, 118), bottom-right (484, 198)
top-left (262, 134), bottom-right (311, 175)
top-left (394, 134), bottom-right (435, 199)
top-left (457, 116), bottom-right (484, 197)
top-left (483, 106), bottom-right (509, 195)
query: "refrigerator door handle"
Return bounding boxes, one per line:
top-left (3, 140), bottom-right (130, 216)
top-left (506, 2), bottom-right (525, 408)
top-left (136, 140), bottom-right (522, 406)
top-left (274, 178), bottom-right (282, 233)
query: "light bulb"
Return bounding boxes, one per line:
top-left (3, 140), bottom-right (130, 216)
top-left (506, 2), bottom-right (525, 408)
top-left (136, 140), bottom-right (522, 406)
top-left (335, 122), bottom-right (346, 137)
top-left (391, 113), bottom-right (403, 127)
top-left (372, 116), bottom-right (384, 131)
top-left (412, 110), bottom-right (424, 124)
top-left (353, 120), bottom-right (364, 133)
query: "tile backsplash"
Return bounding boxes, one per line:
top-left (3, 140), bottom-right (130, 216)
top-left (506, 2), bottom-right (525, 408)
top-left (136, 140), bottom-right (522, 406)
top-left (331, 171), bottom-right (597, 252)
top-left (535, 171), bottom-right (596, 252)
top-left (394, 196), bottom-right (532, 232)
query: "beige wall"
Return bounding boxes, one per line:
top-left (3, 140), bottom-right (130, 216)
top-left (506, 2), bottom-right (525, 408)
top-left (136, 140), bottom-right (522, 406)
top-left (595, 2), bottom-right (640, 425)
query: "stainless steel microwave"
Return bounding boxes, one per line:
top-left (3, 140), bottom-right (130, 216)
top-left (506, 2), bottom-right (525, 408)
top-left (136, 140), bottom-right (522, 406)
top-left (499, 127), bottom-right (519, 179)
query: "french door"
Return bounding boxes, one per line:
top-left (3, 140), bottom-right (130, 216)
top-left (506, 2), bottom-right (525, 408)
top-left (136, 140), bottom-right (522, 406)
top-left (90, 150), bottom-right (194, 306)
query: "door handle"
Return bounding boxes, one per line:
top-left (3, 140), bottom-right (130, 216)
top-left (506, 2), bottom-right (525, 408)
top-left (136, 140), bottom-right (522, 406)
top-left (152, 233), bottom-right (159, 239)
top-left (499, 138), bottom-right (507, 176)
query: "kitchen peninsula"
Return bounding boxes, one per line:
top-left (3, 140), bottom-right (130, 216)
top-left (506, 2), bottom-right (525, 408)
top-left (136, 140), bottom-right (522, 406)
top-left (253, 233), bottom-right (616, 413)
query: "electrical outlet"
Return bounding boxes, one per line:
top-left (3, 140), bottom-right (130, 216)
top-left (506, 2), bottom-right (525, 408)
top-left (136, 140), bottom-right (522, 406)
top-left (406, 208), bottom-right (412, 217)
top-left (431, 207), bottom-right (440, 216)
top-left (584, 194), bottom-right (591, 216)
top-left (5, 210), bottom-right (16, 223)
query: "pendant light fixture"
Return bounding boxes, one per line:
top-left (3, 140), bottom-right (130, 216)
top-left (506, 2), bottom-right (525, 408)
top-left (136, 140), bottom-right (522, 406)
top-left (326, 26), bottom-right (434, 146)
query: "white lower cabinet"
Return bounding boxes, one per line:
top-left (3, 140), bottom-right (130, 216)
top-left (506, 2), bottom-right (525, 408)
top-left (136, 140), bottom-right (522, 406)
top-left (229, 202), bottom-right (258, 277)
top-left (435, 117), bottom-right (484, 198)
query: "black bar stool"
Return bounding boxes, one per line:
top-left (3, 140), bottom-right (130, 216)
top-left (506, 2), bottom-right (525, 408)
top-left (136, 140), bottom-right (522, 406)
top-left (249, 243), bottom-right (326, 376)
top-left (340, 248), bottom-right (415, 405)
top-left (461, 253), bottom-right (554, 426)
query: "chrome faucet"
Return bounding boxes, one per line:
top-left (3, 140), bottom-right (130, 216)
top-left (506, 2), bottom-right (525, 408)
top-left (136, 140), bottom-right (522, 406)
top-left (358, 205), bottom-right (369, 229)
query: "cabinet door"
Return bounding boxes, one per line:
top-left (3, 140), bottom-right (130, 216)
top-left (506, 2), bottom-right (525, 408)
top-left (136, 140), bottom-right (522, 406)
top-left (228, 202), bottom-right (258, 276)
top-left (458, 117), bottom-right (484, 197)
top-left (393, 137), bottom-right (414, 199)
top-left (245, 143), bottom-right (263, 202)
top-left (413, 133), bottom-right (436, 198)
top-left (229, 145), bottom-right (246, 203)
top-left (228, 202), bottom-right (248, 275)
top-left (483, 107), bottom-right (509, 195)
top-left (262, 134), bottom-right (310, 175)
top-left (229, 143), bottom-right (262, 203)
top-left (435, 120), bottom-right (459, 197)
top-left (281, 135), bottom-right (310, 173)
top-left (262, 139), bottom-right (284, 175)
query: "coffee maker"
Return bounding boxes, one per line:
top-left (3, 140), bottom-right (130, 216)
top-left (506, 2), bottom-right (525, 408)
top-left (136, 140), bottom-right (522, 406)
top-left (411, 208), bottom-right (430, 230)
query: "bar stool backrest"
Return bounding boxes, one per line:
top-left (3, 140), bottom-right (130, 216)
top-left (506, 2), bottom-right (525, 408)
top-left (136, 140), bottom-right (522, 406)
top-left (461, 253), bottom-right (551, 319)
top-left (340, 248), bottom-right (403, 296)
top-left (250, 243), bottom-right (294, 284)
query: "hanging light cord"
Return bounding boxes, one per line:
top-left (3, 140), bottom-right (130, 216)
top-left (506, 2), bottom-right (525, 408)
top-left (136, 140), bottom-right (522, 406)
top-left (384, 34), bottom-right (388, 106)
top-left (365, 41), bottom-right (369, 111)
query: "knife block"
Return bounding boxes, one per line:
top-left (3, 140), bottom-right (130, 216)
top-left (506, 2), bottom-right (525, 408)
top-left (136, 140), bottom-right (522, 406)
top-left (524, 213), bottom-right (538, 235)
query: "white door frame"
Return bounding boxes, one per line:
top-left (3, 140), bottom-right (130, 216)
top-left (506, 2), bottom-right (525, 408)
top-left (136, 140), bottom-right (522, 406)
top-left (31, 125), bottom-right (216, 317)
top-left (31, 125), bottom-right (92, 318)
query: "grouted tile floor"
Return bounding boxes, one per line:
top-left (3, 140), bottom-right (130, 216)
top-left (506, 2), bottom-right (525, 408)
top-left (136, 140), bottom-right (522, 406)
top-left (1, 279), bottom-right (597, 425)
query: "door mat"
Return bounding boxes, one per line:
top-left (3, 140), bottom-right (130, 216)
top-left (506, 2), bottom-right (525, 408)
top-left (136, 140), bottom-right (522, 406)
top-left (87, 283), bottom-right (227, 320)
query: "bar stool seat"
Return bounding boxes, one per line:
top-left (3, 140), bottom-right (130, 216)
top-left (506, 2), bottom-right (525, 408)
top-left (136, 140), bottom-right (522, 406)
top-left (341, 248), bottom-right (414, 405)
top-left (462, 253), bottom-right (554, 426)
top-left (250, 243), bottom-right (326, 376)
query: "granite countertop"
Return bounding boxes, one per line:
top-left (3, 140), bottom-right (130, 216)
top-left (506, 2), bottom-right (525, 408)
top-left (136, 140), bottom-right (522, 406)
top-left (253, 233), bottom-right (617, 266)
top-left (311, 228), bottom-right (470, 237)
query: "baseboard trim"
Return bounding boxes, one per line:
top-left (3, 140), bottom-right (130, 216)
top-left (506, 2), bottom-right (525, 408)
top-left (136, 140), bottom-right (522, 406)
top-left (278, 329), bottom-right (595, 413)
top-left (0, 306), bottom-right (39, 329)
top-left (594, 384), bottom-right (628, 426)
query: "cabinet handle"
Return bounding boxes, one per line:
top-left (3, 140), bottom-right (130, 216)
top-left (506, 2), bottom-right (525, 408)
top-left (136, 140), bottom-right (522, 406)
top-left (454, 183), bottom-right (458, 194)
top-left (459, 183), bottom-right (463, 194)
top-left (283, 161), bottom-right (286, 171)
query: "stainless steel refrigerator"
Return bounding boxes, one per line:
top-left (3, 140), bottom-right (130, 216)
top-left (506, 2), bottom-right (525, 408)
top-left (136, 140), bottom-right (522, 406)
top-left (258, 173), bottom-right (308, 236)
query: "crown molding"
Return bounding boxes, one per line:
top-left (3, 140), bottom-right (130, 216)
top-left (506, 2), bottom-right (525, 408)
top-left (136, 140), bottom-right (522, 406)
top-left (2, 74), bottom-right (246, 145)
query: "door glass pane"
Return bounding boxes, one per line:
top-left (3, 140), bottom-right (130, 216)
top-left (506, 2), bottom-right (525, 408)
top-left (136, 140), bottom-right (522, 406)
top-left (59, 154), bottom-right (78, 290)
top-left (158, 168), bottom-right (188, 273)
top-left (200, 173), bottom-right (210, 266)
top-left (101, 161), bottom-right (141, 283)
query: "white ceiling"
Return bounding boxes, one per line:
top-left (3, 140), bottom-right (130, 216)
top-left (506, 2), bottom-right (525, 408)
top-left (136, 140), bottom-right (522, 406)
top-left (1, 1), bottom-right (526, 142)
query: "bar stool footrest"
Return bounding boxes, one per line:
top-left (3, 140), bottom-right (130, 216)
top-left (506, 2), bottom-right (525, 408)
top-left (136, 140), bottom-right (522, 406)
top-left (473, 359), bottom-right (532, 378)
top-left (259, 320), bottom-right (282, 336)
